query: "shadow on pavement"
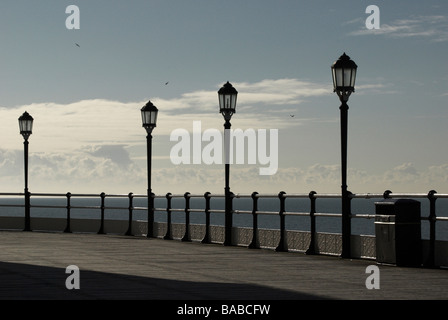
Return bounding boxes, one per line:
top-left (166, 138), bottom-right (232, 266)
top-left (0, 261), bottom-right (331, 300)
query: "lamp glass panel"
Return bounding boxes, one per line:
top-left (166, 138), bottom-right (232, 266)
top-left (343, 69), bottom-right (352, 87)
top-left (350, 69), bottom-right (357, 87)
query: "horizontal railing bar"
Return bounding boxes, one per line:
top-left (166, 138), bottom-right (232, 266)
top-left (70, 206), bottom-right (101, 210)
top-left (351, 213), bottom-right (377, 219)
top-left (188, 194), bottom-right (209, 198)
top-left (386, 193), bottom-right (428, 198)
top-left (31, 193), bottom-right (67, 197)
top-left (313, 194), bottom-right (342, 198)
top-left (165, 194), bottom-right (190, 198)
top-left (314, 212), bottom-right (341, 218)
top-left (133, 207), bottom-right (148, 211)
top-left (252, 210), bottom-right (278, 215)
top-left (188, 209), bottom-right (205, 213)
top-left (101, 194), bottom-right (132, 198)
top-left (233, 193), bottom-right (253, 198)
top-left (255, 194), bottom-right (283, 198)
top-left (3, 191), bottom-right (448, 199)
top-left (0, 204), bottom-right (25, 208)
top-left (350, 193), bottom-right (384, 199)
top-left (233, 210), bottom-right (252, 214)
top-left (234, 210), bottom-right (311, 217)
top-left (31, 205), bottom-right (67, 209)
top-left (163, 193), bottom-right (218, 198)
top-left (210, 209), bottom-right (225, 213)
top-left (283, 193), bottom-right (313, 198)
top-left (284, 211), bottom-right (310, 216)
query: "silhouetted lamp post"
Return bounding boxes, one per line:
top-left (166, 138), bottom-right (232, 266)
top-left (331, 52), bottom-right (358, 258)
top-left (218, 81), bottom-right (238, 246)
top-left (141, 100), bottom-right (158, 238)
top-left (19, 111), bottom-right (34, 232)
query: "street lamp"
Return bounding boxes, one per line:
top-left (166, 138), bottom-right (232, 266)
top-left (18, 111), bottom-right (34, 231)
top-left (218, 81), bottom-right (238, 246)
top-left (141, 100), bottom-right (158, 238)
top-left (331, 52), bottom-right (358, 258)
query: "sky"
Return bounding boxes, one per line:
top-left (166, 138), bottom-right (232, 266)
top-left (0, 0), bottom-right (447, 196)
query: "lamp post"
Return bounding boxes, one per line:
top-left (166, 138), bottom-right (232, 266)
top-left (141, 100), bottom-right (158, 238)
top-left (18, 111), bottom-right (34, 232)
top-left (218, 81), bottom-right (238, 246)
top-left (331, 53), bottom-right (358, 258)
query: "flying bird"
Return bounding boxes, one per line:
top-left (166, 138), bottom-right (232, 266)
top-left (165, 81), bottom-right (169, 85)
top-left (75, 43), bottom-right (80, 47)
top-left (290, 114), bottom-right (295, 117)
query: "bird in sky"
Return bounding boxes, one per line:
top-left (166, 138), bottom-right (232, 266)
top-left (165, 81), bottom-right (169, 85)
top-left (290, 114), bottom-right (295, 117)
top-left (75, 43), bottom-right (80, 47)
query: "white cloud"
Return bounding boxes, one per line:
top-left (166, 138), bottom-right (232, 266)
top-left (349, 15), bottom-right (448, 42)
top-left (0, 149), bottom-right (147, 194)
top-left (1, 79), bottom-right (446, 194)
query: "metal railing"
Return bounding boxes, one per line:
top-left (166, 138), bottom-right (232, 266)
top-left (0, 189), bottom-right (447, 267)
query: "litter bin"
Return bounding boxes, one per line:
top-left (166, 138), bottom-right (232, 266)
top-left (374, 199), bottom-right (422, 267)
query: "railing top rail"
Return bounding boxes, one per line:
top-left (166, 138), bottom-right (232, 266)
top-left (30, 192), bottom-right (67, 197)
top-left (3, 190), bottom-right (448, 202)
top-left (0, 192), bottom-right (24, 196)
top-left (434, 194), bottom-right (448, 199)
top-left (350, 193), bottom-right (384, 199)
top-left (67, 194), bottom-right (101, 198)
top-left (284, 193), bottom-right (314, 198)
top-left (386, 193), bottom-right (429, 198)
top-left (313, 193), bottom-right (341, 198)
top-left (234, 193), bottom-right (253, 198)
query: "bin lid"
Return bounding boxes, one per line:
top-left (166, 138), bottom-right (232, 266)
top-left (374, 199), bottom-right (421, 222)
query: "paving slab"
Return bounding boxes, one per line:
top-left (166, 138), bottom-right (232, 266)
top-left (0, 230), bottom-right (447, 300)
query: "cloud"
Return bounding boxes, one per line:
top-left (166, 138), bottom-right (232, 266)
top-left (1, 79), bottom-right (444, 194)
top-left (0, 148), bottom-right (147, 193)
top-left (87, 145), bottom-right (132, 168)
top-left (349, 15), bottom-right (448, 42)
top-left (0, 78), bottom-right (387, 152)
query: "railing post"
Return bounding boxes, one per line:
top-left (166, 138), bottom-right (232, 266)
top-left (125, 192), bottom-right (134, 236)
top-left (341, 190), bottom-right (353, 258)
top-left (275, 191), bottom-right (287, 252)
top-left (23, 190), bottom-right (31, 232)
top-left (182, 192), bottom-right (191, 242)
top-left (202, 192), bottom-right (211, 244)
top-left (227, 191), bottom-right (235, 245)
top-left (64, 192), bottom-right (72, 233)
top-left (164, 193), bottom-right (173, 240)
top-left (306, 191), bottom-right (317, 255)
top-left (98, 192), bottom-right (106, 234)
top-left (248, 192), bottom-right (259, 249)
top-left (425, 190), bottom-right (437, 268)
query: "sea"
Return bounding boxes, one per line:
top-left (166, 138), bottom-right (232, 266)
top-left (1, 195), bottom-right (447, 240)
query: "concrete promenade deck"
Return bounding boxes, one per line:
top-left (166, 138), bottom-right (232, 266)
top-left (0, 230), bottom-right (447, 300)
